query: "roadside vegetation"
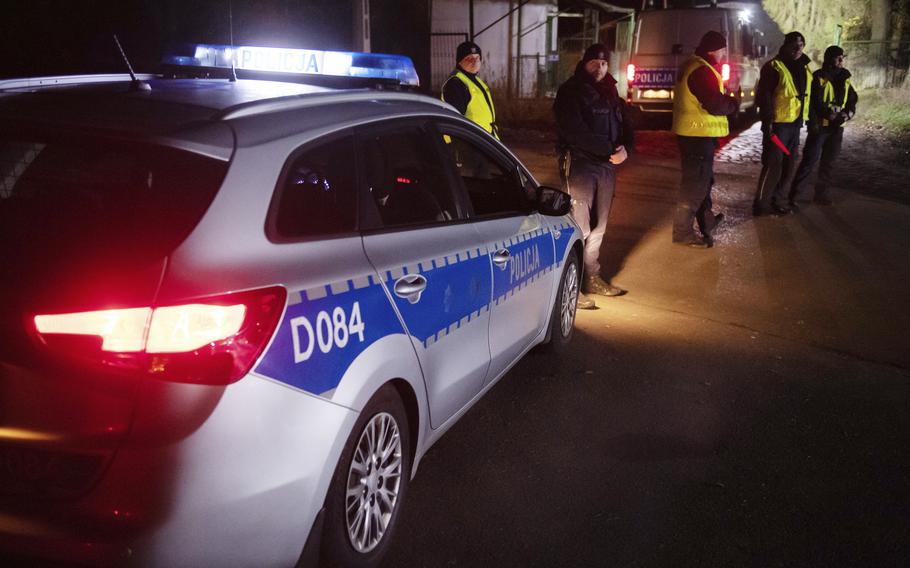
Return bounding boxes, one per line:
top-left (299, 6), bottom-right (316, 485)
top-left (854, 87), bottom-right (910, 140)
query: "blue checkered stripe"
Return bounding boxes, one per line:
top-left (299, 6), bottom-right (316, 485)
top-left (551, 220), bottom-right (576, 268)
top-left (255, 220), bottom-right (577, 398)
top-left (255, 272), bottom-right (405, 398)
top-left (384, 245), bottom-right (491, 348)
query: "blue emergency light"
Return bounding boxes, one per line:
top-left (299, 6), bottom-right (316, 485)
top-left (163, 44), bottom-right (419, 87)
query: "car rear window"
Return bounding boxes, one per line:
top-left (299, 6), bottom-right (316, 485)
top-left (0, 131), bottom-right (228, 262)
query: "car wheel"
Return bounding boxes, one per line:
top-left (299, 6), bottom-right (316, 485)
top-left (320, 385), bottom-right (411, 568)
top-left (540, 250), bottom-right (580, 352)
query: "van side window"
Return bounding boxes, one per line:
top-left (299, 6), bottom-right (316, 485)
top-left (272, 135), bottom-right (357, 238)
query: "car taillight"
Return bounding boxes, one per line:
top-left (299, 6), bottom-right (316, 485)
top-left (626, 63), bottom-right (636, 83)
top-left (721, 63), bottom-right (731, 82)
top-left (33, 286), bottom-right (286, 385)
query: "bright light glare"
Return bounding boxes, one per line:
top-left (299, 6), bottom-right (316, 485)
top-left (721, 63), bottom-right (731, 82)
top-left (323, 52), bottom-right (353, 76)
top-left (739, 9), bottom-right (752, 23)
top-left (146, 304), bottom-right (246, 353)
top-left (35, 308), bottom-right (151, 352)
top-left (626, 63), bottom-right (636, 83)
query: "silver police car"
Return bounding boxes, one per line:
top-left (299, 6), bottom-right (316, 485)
top-left (0, 48), bottom-right (583, 567)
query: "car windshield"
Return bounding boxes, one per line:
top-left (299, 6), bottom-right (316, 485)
top-left (0, 130), bottom-right (228, 264)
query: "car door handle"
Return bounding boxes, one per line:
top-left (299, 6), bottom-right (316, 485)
top-left (492, 249), bottom-right (511, 270)
top-left (394, 274), bottom-right (427, 304)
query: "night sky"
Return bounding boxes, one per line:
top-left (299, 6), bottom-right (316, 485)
top-left (1, 0), bottom-right (355, 79)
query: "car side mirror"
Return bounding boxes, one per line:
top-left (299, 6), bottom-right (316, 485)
top-left (536, 186), bottom-right (572, 216)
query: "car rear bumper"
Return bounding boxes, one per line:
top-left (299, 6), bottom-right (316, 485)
top-left (0, 374), bottom-right (358, 567)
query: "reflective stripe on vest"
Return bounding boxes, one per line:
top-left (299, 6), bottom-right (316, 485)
top-left (770, 59), bottom-right (812, 123)
top-left (671, 55), bottom-right (730, 137)
top-left (820, 76), bottom-right (851, 128)
top-left (443, 71), bottom-right (498, 138)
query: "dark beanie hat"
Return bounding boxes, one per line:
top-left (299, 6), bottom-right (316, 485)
top-left (581, 43), bottom-right (610, 63)
top-left (824, 45), bottom-right (845, 64)
top-left (456, 41), bottom-right (482, 63)
top-left (784, 31), bottom-right (806, 45)
top-left (697, 31), bottom-right (727, 52)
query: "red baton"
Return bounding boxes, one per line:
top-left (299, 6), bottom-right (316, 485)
top-left (770, 133), bottom-right (791, 156)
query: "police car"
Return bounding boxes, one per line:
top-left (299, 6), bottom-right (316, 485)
top-left (0, 45), bottom-right (583, 567)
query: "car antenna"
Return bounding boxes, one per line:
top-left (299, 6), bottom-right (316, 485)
top-left (228, 0), bottom-right (238, 82)
top-left (113, 34), bottom-right (151, 92)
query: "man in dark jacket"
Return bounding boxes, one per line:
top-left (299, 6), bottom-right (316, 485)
top-left (671, 30), bottom-right (739, 247)
top-left (554, 43), bottom-right (633, 308)
top-left (753, 31), bottom-right (812, 216)
top-left (788, 45), bottom-right (858, 206)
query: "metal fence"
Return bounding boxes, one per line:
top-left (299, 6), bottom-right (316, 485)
top-left (840, 40), bottom-right (910, 89)
top-left (430, 32), bottom-right (468, 92)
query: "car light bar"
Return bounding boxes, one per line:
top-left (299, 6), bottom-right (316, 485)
top-left (163, 44), bottom-right (420, 87)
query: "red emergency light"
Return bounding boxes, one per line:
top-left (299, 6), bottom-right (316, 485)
top-left (626, 63), bottom-right (636, 83)
top-left (721, 63), bottom-right (731, 82)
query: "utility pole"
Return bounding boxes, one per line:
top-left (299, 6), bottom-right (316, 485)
top-left (469, 0), bottom-right (475, 41)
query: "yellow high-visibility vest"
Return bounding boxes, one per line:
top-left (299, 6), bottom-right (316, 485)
top-left (770, 59), bottom-right (812, 123)
top-left (442, 70), bottom-right (498, 139)
top-left (819, 76), bottom-right (852, 128)
top-left (672, 55), bottom-right (730, 137)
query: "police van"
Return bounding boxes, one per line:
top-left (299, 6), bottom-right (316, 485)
top-left (0, 45), bottom-right (583, 567)
top-left (625, 4), bottom-right (767, 120)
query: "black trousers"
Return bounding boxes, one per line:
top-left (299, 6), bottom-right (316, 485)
top-left (674, 136), bottom-right (720, 242)
top-left (754, 122), bottom-right (802, 212)
top-left (789, 126), bottom-right (844, 202)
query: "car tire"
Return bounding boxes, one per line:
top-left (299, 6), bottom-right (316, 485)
top-left (320, 385), bottom-right (411, 568)
top-left (540, 250), bottom-right (580, 353)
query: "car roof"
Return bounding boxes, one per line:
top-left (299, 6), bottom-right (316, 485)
top-left (0, 74), bottom-right (457, 160)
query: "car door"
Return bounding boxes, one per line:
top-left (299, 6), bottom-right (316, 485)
top-left (434, 122), bottom-right (556, 386)
top-left (357, 120), bottom-right (492, 429)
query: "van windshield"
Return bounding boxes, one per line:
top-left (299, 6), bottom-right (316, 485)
top-left (636, 10), bottom-right (728, 55)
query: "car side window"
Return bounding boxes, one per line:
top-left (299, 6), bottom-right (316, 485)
top-left (360, 125), bottom-right (458, 228)
top-left (272, 135), bottom-right (357, 239)
top-left (437, 129), bottom-right (530, 217)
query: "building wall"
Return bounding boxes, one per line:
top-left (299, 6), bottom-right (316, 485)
top-left (431, 0), bottom-right (556, 95)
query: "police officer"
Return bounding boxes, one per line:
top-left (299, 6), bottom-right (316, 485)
top-left (554, 43), bottom-right (633, 308)
top-left (754, 31), bottom-right (812, 216)
top-left (442, 41), bottom-right (498, 139)
top-left (788, 45), bottom-right (858, 207)
top-left (672, 30), bottom-right (738, 248)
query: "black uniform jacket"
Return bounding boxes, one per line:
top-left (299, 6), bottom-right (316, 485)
top-left (756, 50), bottom-right (812, 127)
top-left (553, 66), bottom-right (634, 162)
